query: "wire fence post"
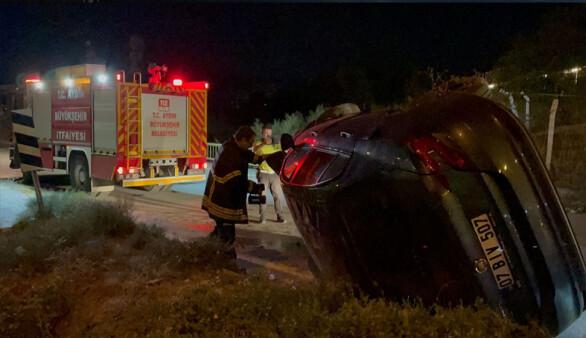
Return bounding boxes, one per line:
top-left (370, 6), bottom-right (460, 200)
top-left (545, 98), bottom-right (559, 170)
top-left (31, 170), bottom-right (44, 213)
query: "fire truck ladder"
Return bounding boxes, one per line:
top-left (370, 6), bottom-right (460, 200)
top-left (123, 84), bottom-right (142, 170)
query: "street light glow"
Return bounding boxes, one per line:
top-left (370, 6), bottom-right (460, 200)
top-left (488, 84), bottom-right (496, 89)
top-left (571, 67), bottom-right (580, 73)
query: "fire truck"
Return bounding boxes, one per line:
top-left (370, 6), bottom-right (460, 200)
top-left (11, 64), bottom-right (208, 192)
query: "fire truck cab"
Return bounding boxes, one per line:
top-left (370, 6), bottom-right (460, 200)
top-left (12, 64), bottom-right (209, 192)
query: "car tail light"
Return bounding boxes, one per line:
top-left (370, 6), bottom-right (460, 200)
top-left (116, 167), bottom-right (124, 175)
top-left (409, 135), bottom-right (475, 188)
top-left (194, 163), bottom-right (200, 170)
top-left (128, 167), bottom-right (135, 174)
top-left (203, 162), bottom-right (208, 169)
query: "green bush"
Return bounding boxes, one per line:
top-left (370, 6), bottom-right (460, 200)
top-left (123, 276), bottom-right (546, 337)
top-left (252, 104), bottom-right (327, 140)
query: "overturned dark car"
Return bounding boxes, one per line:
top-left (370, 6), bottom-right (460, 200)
top-left (280, 88), bottom-right (586, 334)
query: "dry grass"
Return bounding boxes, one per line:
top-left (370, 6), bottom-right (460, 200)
top-left (0, 191), bottom-right (548, 337)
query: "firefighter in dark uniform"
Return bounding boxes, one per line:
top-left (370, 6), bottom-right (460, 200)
top-left (202, 125), bottom-right (265, 259)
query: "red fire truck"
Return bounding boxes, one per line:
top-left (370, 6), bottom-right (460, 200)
top-left (11, 64), bottom-right (208, 192)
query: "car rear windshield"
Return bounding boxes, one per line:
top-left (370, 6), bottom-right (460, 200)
top-left (282, 148), bottom-right (349, 186)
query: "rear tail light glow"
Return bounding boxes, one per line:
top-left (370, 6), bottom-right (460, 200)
top-left (192, 162), bottom-right (207, 170)
top-left (128, 167), bottom-right (135, 174)
top-left (116, 167), bottom-right (124, 175)
top-left (409, 135), bottom-right (476, 189)
top-left (25, 78), bottom-right (41, 84)
top-left (302, 138), bottom-right (316, 147)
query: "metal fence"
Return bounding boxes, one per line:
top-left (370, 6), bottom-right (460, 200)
top-left (207, 142), bottom-right (221, 161)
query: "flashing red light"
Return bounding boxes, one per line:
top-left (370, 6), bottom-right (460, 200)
top-left (194, 163), bottom-right (200, 170)
top-left (302, 138), bottom-right (316, 147)
top-left (116, 73), bottom-right (122, 81)
top-left (203, 162), bottom-right (208, 169)
top-left (172, 79), bottom-right (183, 86)
top-left (128, 167), bottom-right (135, 174)
top-left (116, 167), bottom-right (124, 175)
top-left (25, 78), bottom-right (41, 84)
top-left (183, 81), bottom-right (209, 90)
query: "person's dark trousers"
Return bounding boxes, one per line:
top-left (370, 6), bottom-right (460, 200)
top-left (209, 217), bottom-right (237, 259)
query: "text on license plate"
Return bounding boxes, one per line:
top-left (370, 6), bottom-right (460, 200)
top-left (471, 213), bottom-right (514, 289)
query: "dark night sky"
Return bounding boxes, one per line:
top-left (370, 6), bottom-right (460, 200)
top-left (0, 3), bottom-right (553, 84)
top-left (0, 2), bottom-right (559, 134)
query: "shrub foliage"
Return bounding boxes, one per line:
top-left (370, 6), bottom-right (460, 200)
top-left (0, 191), bottom-right (547, 337)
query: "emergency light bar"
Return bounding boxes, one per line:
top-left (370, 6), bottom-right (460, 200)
top-left (25, 78), bottom-right (41, 84)
top-left (182, 81), bottom-right (209, 90)
top-left (172, 79), bottom-right (183, 86)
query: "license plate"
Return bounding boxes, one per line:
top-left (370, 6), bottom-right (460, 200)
top-left (471, 213), bottom-right (514, 289)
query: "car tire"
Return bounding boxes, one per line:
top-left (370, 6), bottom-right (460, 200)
top-left (70, 156), bottom-right (90, 192)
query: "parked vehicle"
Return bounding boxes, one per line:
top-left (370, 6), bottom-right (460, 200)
top-left (281, 91), bottom-right (586, 334)
top-left (10, 64), bottom-right (209, 191)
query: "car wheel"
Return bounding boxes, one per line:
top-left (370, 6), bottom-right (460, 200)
top-left (70, 156), bottom-right (90, 192)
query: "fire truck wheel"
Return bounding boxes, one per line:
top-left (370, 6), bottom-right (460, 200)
top-left (70, 156), bottom-right (90, 192)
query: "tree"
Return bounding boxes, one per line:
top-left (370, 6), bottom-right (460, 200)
top-left (494, 6), bottom-right (586, 130)
top-left (495, 6), bottom-right (585, 95)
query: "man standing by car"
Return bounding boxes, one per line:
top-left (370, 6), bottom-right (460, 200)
top-left (253, 124), bottom-right (286, 224)
top-left (202, 125), bottom-right (265, 259)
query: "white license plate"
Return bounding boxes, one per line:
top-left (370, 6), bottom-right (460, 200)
top-left (471, 213), bottom-right (514, 289)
